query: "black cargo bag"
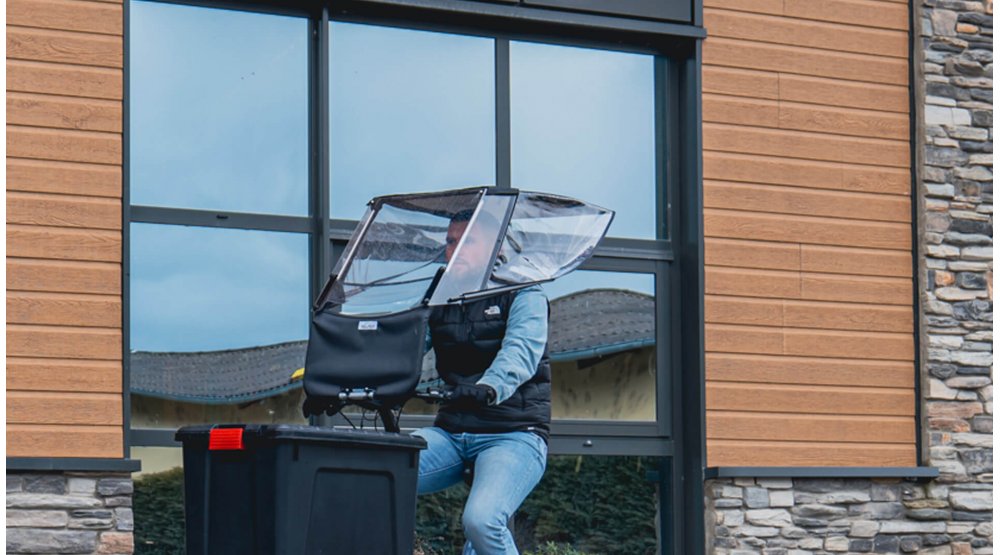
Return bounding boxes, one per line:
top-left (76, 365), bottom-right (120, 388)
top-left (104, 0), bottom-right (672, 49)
top-left (304, 304), bottom-right (430, 408)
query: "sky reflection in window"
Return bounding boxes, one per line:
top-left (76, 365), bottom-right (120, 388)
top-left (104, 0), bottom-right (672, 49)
top-left (130, 223), bottom-right (309, 353)
top-left (329, 22), bottom-right (495, 220)
top-left (130, 2), bottom-right (308, 215)
top-left (511, 42), bottom-right (656, 239)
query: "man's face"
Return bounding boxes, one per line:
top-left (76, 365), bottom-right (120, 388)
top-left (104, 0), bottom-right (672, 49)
top-left (445, 220), bottom-right (467, 263)
top-left (445, 219), bottom-right (493, 275)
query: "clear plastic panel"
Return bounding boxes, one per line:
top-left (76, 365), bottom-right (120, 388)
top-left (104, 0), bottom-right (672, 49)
top-left (428, 194), bottom-right (515, 304)
top-left (331, 190), bottom-right (483, 314)
top-left (489, 192), bottom-right (613, 287)
top-left (331, 206), bottom-right (373, 278)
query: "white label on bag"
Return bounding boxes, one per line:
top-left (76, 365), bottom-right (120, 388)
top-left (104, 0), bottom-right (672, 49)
top-left (485, 305), bottom-right (501, 316)
top-left (358, 321), bottom-right (378, 331)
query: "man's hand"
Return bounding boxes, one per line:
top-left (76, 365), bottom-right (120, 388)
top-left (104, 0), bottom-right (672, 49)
top-left (302, 396), bottom-right (344, 418)
top-left (448, 384), bottom-right (497, 408)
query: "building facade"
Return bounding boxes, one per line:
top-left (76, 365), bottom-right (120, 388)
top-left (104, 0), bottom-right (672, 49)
top-left (703, 0), bottom-right (993, 552)
top-left (6, 0), bottom-right (992, 553)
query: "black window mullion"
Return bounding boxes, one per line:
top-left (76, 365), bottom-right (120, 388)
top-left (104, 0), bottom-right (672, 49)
top-left (655, 56), bottom-right (669, 240)
top-left (657, 259), bottom-right (673, 437)
top-left (312, 7), bottom-right (332, 301)
top-left (594, 237), bottom-right (674, 261)
top-left (130, 206), bottom-right (313, 233)
top-left (328, 218), bottom-right (360, 242)
top-left (663, 54), bottom-right (684, 443)
top-left (550, 420), bottom-right (660, 437)
top-left (122, 0), bottom-right (132, 458)
top-left (495, 38), bottom-right (512, 189)
top-left (576, 255), bottom-right (657, 274)
top-left (546, 435), bottom-right (673, 456)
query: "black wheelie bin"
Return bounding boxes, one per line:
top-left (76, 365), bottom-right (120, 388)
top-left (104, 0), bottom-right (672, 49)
top-left (175, 424), bottom-right (425, 555)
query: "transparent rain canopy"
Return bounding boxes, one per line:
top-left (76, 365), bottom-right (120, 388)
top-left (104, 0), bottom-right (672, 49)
top-left (318, 187), bottom-right (613, 315)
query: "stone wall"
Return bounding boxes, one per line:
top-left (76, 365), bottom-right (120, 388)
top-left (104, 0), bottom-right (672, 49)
top-left (706, 477), bottom-right (991, 554)
top-left (704, 0), bottom-right (992, 551)
top-left (921, 0), bottom-right (994, 475)
top-left (921, 0), bottom-right (994, 546)
top-left (7, 473), bottom-right (134, 555)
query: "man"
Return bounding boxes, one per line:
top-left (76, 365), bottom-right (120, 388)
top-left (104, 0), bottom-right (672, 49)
top-left (413, 210), bottom-right (550, 555)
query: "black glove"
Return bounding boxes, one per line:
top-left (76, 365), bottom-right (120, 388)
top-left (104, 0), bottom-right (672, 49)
top-left (447, 384), bottom-right (497, 409)
top-left (302, 396), bottom-right (344, 418)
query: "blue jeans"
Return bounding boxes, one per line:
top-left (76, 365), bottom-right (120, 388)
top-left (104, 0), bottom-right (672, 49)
top-left (413, 427), bottom-right (548, 555)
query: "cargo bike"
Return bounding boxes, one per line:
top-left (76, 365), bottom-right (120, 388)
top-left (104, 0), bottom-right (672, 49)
top-left (178, 187), bottom-right (613, 554)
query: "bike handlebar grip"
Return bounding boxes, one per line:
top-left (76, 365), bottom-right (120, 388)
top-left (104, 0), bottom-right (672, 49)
top-left (415, 389), bottom-right (453, 401)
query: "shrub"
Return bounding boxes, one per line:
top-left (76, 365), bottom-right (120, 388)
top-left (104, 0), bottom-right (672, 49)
top-left (527, 542), bottom-right (595, 555)
top-left (520, 456), bottom-right (658, 554)
top-left (415, 456), bottom-right (659, 554)
top-left (415, 483), bottom-right (470, 554)
top-left (133, 467), bottom-right (186, 555)
top-left (133, 456), bottom-right (660, 555)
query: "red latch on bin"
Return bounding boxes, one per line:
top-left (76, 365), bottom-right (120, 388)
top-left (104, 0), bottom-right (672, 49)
top-left (209, 428), bottom-right (244, 451)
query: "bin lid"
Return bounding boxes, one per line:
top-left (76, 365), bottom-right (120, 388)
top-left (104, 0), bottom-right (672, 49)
top-left (175, 424), bottom-right (427, 450)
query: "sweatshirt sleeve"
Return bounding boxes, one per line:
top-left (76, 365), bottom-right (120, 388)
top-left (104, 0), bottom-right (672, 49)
top-left (475, 286), bottom-right (548, 404)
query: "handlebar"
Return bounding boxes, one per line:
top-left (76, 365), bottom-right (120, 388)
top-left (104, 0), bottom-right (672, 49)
top-left (413, 389), bottom-right (454, 403)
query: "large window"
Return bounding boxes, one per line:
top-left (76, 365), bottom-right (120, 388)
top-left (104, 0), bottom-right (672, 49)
top-left (128, 1), bottom-right (697, 550)
top-left (129, 0), bottom-right (675, 448)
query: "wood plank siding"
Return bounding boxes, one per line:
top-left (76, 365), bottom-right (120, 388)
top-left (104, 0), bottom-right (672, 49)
top-left (703, 0), bottom-right (914, 466)
top-left (6, 0), bottom-right (124, 458)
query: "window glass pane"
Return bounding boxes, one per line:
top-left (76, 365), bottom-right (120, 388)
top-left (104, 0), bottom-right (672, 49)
top-left (130, 2), bottom-right (308, 215)
top-left (330, 23), bottom-right (495, 219)
top-left (415, 455), bottom-right (663, 554)
top-left (542, 271), bottom-right (656, 422)
top-left (511, 42), bottom-right (656, 239)
top-left (129, 224), bottom-right (309, 428)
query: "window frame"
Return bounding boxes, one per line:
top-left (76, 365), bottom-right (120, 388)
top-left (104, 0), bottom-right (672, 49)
top-left (124, 2), bottom-right (706, 552)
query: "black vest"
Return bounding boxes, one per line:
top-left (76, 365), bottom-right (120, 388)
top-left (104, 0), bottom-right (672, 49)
top-left (429, 290), bottom-right (552, 441)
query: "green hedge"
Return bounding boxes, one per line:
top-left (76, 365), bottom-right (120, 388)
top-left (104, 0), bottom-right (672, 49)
top-left (134, 456), bottom-right (659, 555)
top-left (133, 468), bottom-right (186, 555)
top-left (415, 456), bottom-right (659, 555)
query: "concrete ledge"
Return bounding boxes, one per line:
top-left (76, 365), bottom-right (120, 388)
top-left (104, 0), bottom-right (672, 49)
top-left (7, 458), bottom-right (142, 473)
top-left (705, 466), bottom-right (940, 482)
